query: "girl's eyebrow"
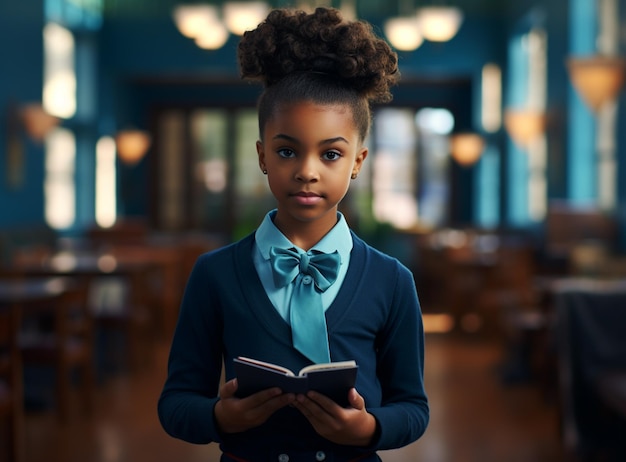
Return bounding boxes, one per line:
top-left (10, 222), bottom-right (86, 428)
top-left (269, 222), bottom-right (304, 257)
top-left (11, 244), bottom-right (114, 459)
top-left (272, 134), bottom-right (350, 145)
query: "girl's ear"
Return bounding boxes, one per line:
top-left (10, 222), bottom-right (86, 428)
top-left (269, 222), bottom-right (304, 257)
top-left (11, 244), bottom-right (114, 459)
top-left (352, 147), bottom-right (368, 179)
top-left (256, 140), bottom-right (267, 173)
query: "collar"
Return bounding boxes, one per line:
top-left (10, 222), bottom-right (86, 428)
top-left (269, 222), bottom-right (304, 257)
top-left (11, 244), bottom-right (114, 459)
top-left (255, 209), bottom-right (353, 262)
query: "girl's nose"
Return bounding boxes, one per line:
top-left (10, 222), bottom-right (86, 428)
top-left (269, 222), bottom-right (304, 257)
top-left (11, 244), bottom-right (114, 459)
top-left (294, 156), bottom-right (320, 182)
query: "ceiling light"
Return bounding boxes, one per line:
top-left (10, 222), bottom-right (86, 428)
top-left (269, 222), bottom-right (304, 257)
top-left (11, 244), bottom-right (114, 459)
top-left (223, 1), bottom-right (269, 36)
top-left (173, 5), bottom-right (222, 39)
top-left (416, 6), bottom-right (463, 42)
top-left (384, 17), bottom-right (423, 51)
top-left (195, 22), bottom-right (229, 49)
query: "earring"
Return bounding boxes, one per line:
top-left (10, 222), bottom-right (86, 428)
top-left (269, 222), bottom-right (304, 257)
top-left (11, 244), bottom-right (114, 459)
top-left (351, 173), bottom-right (358, 179)
top-left (263, 169), bottom-right (268, 174)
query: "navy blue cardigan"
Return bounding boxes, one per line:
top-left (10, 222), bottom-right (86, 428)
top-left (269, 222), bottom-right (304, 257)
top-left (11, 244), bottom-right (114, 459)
top-left (158, 232), bottom-right (429, 456)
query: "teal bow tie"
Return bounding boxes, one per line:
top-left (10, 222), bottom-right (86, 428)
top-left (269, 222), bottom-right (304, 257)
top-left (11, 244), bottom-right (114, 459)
top-left (269, 247), bottom-right (341, 290)
top-left (269, 246), bottom-right (341, 363)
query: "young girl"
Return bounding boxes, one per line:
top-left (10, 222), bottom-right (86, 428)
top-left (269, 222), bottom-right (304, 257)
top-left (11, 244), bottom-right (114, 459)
top-left (158, 7), bottom-right (429, 461)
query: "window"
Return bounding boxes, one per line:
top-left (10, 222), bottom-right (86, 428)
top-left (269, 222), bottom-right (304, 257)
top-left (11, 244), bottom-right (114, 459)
top-left (44, 0), bottom-right (103, 230)
top-left (154, 108), bottom-right (273, 237)
top-left (43, 22), bottom-right (76, 230)
top-left (595, 0), bottom-right (618, 211)
top-left (526, 28), bottom-right (548, 221)
top-left (45, 128), bottom-right (76, 229)
top-left (152, 105), bottom-right (458, 236)
top-left (372, 108), bottom-right (419, 229)
top-left (95, 137), bottom-right (117, 228)
top-left (43, 23), bottom-right (76, 119)
top-left (233, 109), bottom-right (273, 237)
top-left (157, 110), bottom-right (187, 231)
top-left (371, 107), bottom-right (453, 230)
top-left (506, 25), bottom-right (548, 225)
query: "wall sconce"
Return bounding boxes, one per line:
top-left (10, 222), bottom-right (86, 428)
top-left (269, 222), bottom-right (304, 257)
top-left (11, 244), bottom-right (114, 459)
top-left (416, 6), bottom-right (463, 42)
top-left (4, 102), bottom-right (60, 188)
top-left (504, 109), bottom-right (546, 149)
top-left (566, 55), bottom-right (626, 112)
top-left (223, 1), bottom-right (269, 36)
top-left (384, 17), bottom-right (423, 51)
top-left (19, 103), bottom-right (61, 142)
top-left (449, 132), bottom-right (484, 166)
top-left (115, 129), bottom-right (152, 165)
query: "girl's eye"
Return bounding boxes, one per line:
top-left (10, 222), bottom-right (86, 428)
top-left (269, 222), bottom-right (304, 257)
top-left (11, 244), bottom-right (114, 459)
top-left (277, 148), bottom-right (295, 158)
top-left (323, 151), bottom-right (341, 161)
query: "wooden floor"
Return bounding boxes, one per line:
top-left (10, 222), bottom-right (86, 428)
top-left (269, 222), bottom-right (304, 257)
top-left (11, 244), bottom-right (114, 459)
top-left (19, 333), bottom-right (564, 462)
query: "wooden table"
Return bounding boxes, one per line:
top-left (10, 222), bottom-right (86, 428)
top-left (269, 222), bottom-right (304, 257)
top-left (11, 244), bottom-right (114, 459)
top-left (9, 251), bottom-right (157, 314)
top-left (9, 251), bottom-right (160, 372)
top-left (0, 276), bottom-right (73, 306)
top-left (596, 371), bottom-right (626, 418)
top-left (0, 274), bottom-right (81, 430)
top-left (12, 249), bottom-right (177, 339)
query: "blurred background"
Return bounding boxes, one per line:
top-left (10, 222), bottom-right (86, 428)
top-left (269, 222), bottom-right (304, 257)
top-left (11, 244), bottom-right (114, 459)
top-left (1, 0), bottom-right (626, 461)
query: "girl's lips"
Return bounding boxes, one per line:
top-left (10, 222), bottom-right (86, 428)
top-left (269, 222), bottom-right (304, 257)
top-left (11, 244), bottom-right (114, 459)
top-left (292, 192), bottom-right (322, 205)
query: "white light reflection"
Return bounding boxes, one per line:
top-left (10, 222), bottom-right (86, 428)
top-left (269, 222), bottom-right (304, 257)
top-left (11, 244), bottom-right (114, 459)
top-left (43, 22), bottom-right (76, 119)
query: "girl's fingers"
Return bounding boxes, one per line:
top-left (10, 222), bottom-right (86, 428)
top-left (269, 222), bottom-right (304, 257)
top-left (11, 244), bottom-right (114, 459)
top-left (348, 388), bottom-right (365, 410)
top-left (219, 378), bottom-right (238, 398)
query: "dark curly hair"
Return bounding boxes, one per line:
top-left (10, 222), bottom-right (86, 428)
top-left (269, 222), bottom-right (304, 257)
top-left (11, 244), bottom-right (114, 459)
top-left (238, 7), bottom-right (399, 142)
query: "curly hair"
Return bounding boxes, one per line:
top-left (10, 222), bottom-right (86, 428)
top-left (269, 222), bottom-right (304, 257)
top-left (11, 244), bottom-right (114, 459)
top-left (238, 7), bottom-right (399, 141)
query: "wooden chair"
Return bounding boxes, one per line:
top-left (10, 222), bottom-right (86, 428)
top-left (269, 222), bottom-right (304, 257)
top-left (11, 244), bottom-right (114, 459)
top-left (484, 244), bottom-right (544, 329)
top-left (19, 278), bottom-right (95, 422)
top-left (463, 241), bottom-right (555, 387)
top-left (103, 244), bottom-right (184, 341)
top-left (554, 281), bottom-right (626, 461)
top-left (89, 270), bottom-right (157, 374)
top-left (0, 303), bottom-right (23, 462)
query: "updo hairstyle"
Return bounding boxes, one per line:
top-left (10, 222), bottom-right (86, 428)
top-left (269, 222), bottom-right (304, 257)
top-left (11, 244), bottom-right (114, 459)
top-left (237, 7), bottom-right (400, 142)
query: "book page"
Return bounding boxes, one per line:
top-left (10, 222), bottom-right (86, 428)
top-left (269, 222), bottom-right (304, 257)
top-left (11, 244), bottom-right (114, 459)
top-left (236, 357), bottom-right (295, 376)
top-left (299, 360), bottom-right (357, 376)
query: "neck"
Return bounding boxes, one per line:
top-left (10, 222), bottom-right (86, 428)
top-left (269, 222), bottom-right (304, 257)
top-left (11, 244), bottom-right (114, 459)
top-left (273, 211), bottom-right (339, 251)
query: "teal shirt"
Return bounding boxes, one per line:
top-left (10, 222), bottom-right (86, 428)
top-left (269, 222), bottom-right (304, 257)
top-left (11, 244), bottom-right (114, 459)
top-left (252, 209), bottom-right (352, 321)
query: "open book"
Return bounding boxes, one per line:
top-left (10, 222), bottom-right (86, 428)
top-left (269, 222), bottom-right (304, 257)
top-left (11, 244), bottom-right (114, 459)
top-left (233, 356), bottom-right (358, 407)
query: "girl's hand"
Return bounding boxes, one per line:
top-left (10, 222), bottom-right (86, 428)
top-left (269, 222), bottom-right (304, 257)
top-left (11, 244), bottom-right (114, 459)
top-left (214, 378), bottom-right (295, 434)
top-left (292, 388), bottom-right (377, 446)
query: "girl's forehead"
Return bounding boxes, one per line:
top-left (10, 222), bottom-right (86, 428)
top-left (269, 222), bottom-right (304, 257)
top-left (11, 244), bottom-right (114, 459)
top-left (266, 102), bottom-right (358, 134)
top-left (275, 100), bottom-right (352, 115)
top-left (269, 101), bottom-right (356, 126)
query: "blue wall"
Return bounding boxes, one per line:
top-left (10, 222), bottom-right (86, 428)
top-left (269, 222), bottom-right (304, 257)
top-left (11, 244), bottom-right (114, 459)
top-left (1, 0), bottom-right (624, 246)
top-left (0, 2), bottom-right (46, 227)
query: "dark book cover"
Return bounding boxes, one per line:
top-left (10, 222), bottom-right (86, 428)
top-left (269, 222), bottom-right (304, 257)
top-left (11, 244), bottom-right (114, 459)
top-left (233, 357), bottom-right (358, 407)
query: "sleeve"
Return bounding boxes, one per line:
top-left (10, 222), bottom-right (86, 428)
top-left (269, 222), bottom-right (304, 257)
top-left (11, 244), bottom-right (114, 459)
top-left (368, 262), bottom-right (430, 450)
top-left (157, 253), bottom-right (225, 444)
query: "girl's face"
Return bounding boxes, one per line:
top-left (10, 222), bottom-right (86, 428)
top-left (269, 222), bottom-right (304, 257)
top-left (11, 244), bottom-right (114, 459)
top-left (257, 101), bottom-right (367, 235)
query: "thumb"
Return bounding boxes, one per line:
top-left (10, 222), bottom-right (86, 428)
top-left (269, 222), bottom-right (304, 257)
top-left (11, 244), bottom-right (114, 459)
top-left (348, 388), bottom-right (365, 410)
top-left (219, 378), bottom-right (238, 399)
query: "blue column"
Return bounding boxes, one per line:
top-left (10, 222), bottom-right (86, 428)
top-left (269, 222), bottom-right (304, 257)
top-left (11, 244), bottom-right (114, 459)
top-left (567, 0), bottom-right (598, 203)
top-left (505, 33), bottom-right (530, 226)
top-left (475, 143), bottom-right (500, 228)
